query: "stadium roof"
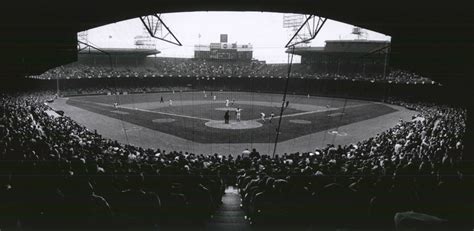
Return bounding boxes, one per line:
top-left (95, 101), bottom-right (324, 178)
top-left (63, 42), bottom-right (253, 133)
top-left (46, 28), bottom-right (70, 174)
top-left (324, 40), bottom-right (389, 44)
top-left (0, 0), bottom-right (472, 85)
top-left (79, 48), bottom-right (160, 56)
top-left (287, 40), bottom-right (390, 55)
top-left (286, 47), bottom-right (324, 55)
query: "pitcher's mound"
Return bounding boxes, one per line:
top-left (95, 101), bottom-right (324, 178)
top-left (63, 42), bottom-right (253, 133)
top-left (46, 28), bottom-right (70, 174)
top-left (215, 107), bottom-right (238, 111)
top-left (205, 120), bottom-right (262, 129)
top-left (152, 118), bottom-right (176, 123)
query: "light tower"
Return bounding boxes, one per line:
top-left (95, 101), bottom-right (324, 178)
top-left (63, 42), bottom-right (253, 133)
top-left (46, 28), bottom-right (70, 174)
top-left (134, 25), bottom-right (157, 49)
top-left (78, 30), bottom-right (88, 43)
top-left (351, 27), bottom-right (368, 40)
top-left (139, 13), bottom-right (182, 46)
top-left (283, 13), bottom-right (327, 48)
top-left (77, 30), bottom-right (89, 50)
top-left (283, 14), bottom-right (310, 47)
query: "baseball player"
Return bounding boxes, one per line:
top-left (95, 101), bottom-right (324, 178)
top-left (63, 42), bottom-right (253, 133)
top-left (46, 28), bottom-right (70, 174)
top-left (236, 108), bottom-right (242, 121)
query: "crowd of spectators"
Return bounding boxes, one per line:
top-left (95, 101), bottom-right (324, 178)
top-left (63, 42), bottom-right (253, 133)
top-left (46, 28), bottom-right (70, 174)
top-left (58, 86), bottom-right (192, 96)
top-left (237, 100), bottom-right (470, 229)
top-left (30, 59), bottom-right (434, 84)
top-left (0, 90), bottom-right (469, 230)
top-left (0, 92), bottom-right (233, 229)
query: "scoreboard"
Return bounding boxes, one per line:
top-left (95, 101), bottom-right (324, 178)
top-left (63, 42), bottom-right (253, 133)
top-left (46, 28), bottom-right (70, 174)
top-left (195, 34), bottom-right (253, 61)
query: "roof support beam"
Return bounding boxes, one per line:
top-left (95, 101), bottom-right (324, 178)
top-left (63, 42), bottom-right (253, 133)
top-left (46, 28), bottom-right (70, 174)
top-left (285, 15), bottom-right (327, 48)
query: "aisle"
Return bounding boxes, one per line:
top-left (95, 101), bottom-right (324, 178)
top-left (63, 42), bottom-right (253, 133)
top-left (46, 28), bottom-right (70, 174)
top-left (206, 186), bottom-right (251, 231)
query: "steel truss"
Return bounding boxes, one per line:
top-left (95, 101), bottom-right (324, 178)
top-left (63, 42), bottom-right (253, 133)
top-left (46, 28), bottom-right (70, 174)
top-left (139, 14), bottom-right (182, 46)
top-left (77, 41), bottom-right (113, 69)
top-left (285, 15), bottom-right (327, 48)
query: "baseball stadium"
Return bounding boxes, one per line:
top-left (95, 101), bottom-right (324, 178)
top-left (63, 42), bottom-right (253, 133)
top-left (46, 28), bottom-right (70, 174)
top-left (0, 4), bottom-right (472, 231)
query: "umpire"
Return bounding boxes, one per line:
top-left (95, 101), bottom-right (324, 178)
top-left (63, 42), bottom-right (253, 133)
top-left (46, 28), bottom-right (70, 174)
top-left (224, 110), bottom-right (230, 124)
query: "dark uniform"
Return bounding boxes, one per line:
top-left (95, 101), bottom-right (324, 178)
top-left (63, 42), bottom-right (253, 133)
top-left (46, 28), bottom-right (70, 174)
top-left (224, 110), bottom-right (230, 124)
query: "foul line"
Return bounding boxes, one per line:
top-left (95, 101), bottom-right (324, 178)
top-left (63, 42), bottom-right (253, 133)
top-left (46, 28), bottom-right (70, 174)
top-left (119, 105), bottom-right (210, 121)
top-left (80, 100), bottom-right (211, 121)
top-left (255, 102), bottom-right (379, 121)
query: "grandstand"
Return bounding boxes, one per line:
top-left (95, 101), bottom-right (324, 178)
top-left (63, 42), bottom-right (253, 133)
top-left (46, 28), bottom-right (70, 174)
top-left (32, 56), bottom-right (433, 84)
top-left (288, 40), bottom-right (390, 75)
top-left (0, 3), bottom-right (472, 231)
top-left (79, 47), bottom-right (160, 66)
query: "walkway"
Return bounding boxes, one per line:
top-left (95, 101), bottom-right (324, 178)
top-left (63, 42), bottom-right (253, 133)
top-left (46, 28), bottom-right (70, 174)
top-left (206, 186), bottom-right (251, 231)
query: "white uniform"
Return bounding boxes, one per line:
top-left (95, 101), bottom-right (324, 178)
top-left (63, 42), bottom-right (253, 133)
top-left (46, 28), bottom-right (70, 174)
top-left (260, 112), bottom-right (266, 122)
top-left (225, 99), bottom-right (230, 107)
top-left (236, 108), bottom-right (242, 121)
top-left (169, 99), bottom-right (173, 106)
top-left (213, 95), bottom-right (217, 101)
top-left (113, 103), bottom-right (118, 108)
